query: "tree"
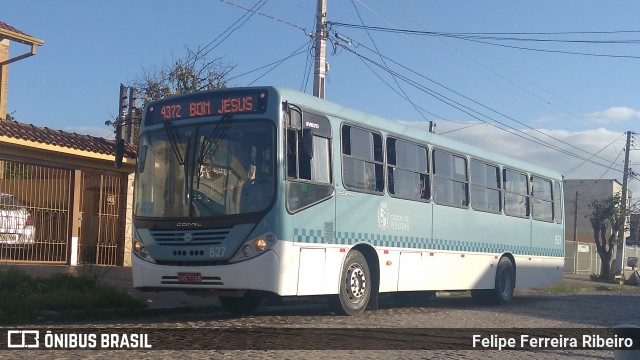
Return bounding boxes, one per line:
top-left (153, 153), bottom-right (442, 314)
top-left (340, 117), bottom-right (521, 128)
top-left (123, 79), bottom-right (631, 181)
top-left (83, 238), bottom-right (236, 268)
top-left (587, 194), bottom-right (625, 279)
top-left (131, 45), bottom-right (235, 105)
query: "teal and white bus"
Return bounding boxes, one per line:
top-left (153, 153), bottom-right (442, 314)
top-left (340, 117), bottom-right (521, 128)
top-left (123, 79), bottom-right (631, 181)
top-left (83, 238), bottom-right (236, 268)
top-left (131, 86), bottom-right (564, 315)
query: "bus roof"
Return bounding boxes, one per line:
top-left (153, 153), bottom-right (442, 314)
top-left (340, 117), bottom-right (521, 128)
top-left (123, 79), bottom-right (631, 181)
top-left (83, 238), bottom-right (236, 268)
top-left (271, 86), bottom-right (562, 181)
top-left (145, 86), bottom-right (562, 181)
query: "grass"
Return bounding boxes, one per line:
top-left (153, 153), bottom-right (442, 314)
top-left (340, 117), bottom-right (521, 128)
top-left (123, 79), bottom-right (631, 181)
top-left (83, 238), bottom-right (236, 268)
top-left (0, 265), bottom-right (146, 324)
top-left (541, 282), bottom-right (637, 294)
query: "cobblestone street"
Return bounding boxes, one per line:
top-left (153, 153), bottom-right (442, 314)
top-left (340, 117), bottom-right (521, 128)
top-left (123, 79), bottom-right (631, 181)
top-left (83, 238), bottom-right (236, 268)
top-left (3, 281), bottom-right (639, 359)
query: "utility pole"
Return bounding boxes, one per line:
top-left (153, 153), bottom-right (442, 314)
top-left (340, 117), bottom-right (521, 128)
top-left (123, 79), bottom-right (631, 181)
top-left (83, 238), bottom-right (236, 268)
top-left (125, 87), bottom-right (137, 143)
top-left (573, 191), bottom-right (579, 273)
top-left (312, 0), bottom-right (327, 99)
top-left (615, 130), bottom-right (632, 281)
top-left (573, 191), bottom-right (579, 242)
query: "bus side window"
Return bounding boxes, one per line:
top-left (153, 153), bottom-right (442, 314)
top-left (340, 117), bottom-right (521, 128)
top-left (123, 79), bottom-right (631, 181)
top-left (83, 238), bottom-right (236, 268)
top-left (432, 149), bottom-right (468, 208)
top-left (470, 159), bottom-right (501, 213)
top-left (285, 111), bottom-right (333, 213)
top-left (531, 176), bottom-right (553, 222)
top-left (387, 137), bottom-right (429, 201)
top-left (341, 125), bottom-right (384, 193)
top-left (503, 169), bottom-right (530, 218)
top-left (553, 181), bottom-right (563, 224)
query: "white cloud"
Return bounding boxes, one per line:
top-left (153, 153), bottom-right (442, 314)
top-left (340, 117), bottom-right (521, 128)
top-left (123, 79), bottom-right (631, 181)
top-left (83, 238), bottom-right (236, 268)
top-left (400, 120), bottom-right (637, 194)
top-left (587, 107), bottom-right (640, 124)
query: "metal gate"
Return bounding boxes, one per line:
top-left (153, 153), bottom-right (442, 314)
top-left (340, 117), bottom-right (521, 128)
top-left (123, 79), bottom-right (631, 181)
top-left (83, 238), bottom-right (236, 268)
top-left (0, 159), bottom-right (72, 263)
top-left (78, 171), bottom-right (125, 266)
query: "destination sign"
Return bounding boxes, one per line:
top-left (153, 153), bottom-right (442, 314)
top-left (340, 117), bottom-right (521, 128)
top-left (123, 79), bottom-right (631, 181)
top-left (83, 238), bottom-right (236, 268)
top-left (145, 90), bottom-right (268, 125)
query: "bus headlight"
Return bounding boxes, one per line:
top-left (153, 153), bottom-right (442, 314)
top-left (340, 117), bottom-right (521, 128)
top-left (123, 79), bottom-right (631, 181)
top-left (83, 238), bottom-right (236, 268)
top-left (230, 232), bottom-right (276, 263)
top-left (133, 239), bottom-right (156, 264)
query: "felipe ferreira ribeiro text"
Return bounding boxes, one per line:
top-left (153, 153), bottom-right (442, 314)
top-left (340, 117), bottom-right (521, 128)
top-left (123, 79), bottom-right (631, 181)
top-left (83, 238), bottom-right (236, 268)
top-left (473, 334), bottom-right (634, 350)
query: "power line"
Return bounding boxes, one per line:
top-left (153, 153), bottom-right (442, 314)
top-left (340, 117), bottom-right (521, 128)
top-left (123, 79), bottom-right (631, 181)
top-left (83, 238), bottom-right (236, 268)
top-left (563, 132), bottom-right (627, 176)
top-left (335, 34), bottom-right (623, 169)
top-left (328, 22), bottom-right (640, 59)
top-left (226, 40), bottom-right (311, 83)
top-left (344, 3), bottom-right (631, 133)
top-left (333, 40), bottom-right (624, 172)
top-left (199, 0), bottom-right (270, 59)
top-left (348, 0), bottom-right (429, 122)
top-left (247, 40), bottom-right (313, 86)
top-left (219, 0), bottom-right (310, 35)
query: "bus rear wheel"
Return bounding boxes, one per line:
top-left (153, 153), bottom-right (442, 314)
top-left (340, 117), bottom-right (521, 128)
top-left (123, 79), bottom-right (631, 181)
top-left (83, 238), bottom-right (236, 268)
top-left (219, 290), bottom-right (263, 314)
top-left (471, 256), bottom-right (515, 305)
top-left (329, 249), bottom-right (371, 316)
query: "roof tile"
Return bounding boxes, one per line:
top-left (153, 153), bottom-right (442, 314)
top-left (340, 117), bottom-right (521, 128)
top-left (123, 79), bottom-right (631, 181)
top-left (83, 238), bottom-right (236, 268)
top-left (0, 120), bottom-right (137, 159)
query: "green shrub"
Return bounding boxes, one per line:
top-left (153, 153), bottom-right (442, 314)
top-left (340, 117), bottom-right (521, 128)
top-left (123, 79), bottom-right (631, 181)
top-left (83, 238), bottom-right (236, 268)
top-left (0, 266), bottom-right (144, 323)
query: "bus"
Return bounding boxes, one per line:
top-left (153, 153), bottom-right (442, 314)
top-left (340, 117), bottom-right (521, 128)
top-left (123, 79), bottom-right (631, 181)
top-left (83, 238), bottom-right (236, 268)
top-left (130, 86), bottom-right (564, 315)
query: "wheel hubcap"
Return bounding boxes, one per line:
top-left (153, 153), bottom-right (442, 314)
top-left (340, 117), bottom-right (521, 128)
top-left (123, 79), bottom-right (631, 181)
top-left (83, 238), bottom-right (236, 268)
top-left (346, 264), bottom-right (366, 303)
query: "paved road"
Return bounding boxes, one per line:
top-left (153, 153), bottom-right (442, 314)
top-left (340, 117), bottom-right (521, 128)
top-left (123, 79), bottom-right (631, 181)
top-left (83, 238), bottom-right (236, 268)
top-left (3, 265), bottom-right (640, 359)
top-left (4, 289), bottom-right (640, 359)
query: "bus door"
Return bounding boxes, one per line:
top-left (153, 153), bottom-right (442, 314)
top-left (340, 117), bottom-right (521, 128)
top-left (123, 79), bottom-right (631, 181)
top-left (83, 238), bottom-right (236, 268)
top-left (285, 108), bottom-right (335, 295)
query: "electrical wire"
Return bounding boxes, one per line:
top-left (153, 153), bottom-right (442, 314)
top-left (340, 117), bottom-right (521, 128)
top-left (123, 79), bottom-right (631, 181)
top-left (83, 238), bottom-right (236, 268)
top-left (197, 0), bottom-right (270, 59)
top-left (349, 0), bottom-right (429, 122)
top-left (328, 22), bottom-right (640, 59)
top-left (563, 132), bottom-right (627, 176)
top-left (219, 0), bottom-right (310, 35)
top-left (336, 35), bottom-right (624, 169)
top-left (225, 40), bottom-right (311, 83)
top-left (246, 40), bottom-right (313, 85)
top-left (334, 40), bottom-right (624, 172)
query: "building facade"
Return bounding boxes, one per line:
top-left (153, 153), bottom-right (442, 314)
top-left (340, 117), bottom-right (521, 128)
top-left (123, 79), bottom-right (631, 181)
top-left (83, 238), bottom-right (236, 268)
top-left (563, 179), bottom-right (632, 244)
top-left (0, 120), bottom-right (136, 266)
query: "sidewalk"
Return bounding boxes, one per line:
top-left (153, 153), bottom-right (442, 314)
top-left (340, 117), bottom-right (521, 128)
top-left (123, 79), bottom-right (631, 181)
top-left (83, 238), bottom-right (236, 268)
top-left (9, 264), bottom-right (219, 310)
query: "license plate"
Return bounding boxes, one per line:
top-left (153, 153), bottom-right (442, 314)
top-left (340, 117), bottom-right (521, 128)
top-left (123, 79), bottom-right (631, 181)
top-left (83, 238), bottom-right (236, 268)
top-left (177, 272), bottom-right (202, 283)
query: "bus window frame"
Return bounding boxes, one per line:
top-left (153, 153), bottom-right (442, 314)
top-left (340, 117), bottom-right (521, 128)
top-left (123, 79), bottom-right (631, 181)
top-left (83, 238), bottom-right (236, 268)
top-left (340, 123), bottom-right (385, 195)
top-left (386, 135), bottom-right (430, 202)
top-left (469, 158), bottom-right (502, 214)
top-left (284, 107), bottom-right (335, 214)
top-left (503, 168), bottom-right (530, 219)
top-left (553, 181), bottom-right (563, 224)
top-left (431, 148), bottom-right (470, 209)
top-left (531, 175), bottom-right (554, 223)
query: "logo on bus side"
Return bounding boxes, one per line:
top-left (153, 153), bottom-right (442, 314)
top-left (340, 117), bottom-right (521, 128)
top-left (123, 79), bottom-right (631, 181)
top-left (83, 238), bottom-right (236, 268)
top-left (378, 201), bottom-right (389, 230)
top-left (378, 200), bottom-right (410, 231)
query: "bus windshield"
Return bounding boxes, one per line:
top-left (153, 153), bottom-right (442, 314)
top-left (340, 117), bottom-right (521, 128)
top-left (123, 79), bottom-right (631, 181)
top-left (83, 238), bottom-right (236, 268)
top-left (134, 121), bottom-right (275, 218)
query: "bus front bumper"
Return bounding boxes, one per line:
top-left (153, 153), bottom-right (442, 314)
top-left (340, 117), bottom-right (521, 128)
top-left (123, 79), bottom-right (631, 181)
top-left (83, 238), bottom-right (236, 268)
top-left (132, 250), bottom-right (283, 295)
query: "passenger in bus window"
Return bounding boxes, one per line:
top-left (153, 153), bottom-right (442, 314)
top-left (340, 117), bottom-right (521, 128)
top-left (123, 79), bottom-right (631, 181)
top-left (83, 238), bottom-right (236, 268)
top-left (241, 146), bottom-right (274, 212)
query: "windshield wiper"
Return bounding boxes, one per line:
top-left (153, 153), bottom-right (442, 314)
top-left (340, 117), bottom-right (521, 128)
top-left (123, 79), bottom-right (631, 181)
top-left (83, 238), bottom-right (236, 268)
top-left (196, 115), bottom-right (233, 188)
top-left (163, 121), bottom-right (185, 165)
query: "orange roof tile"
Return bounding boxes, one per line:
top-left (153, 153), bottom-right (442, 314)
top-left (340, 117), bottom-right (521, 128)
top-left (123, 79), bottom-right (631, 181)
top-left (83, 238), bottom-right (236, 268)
top-left (0, 120), bottom-right (137, 159)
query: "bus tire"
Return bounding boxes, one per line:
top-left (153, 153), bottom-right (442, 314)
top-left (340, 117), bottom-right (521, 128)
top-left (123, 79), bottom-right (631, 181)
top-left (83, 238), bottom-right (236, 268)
top-left (219, 290), bottom-right (263, 315)
top-left (329, 249), bottom-right (371, 316)
top-left (472, 256), bottom-right (515, 305)
top-left (494, 256), bottom-right (515, 304)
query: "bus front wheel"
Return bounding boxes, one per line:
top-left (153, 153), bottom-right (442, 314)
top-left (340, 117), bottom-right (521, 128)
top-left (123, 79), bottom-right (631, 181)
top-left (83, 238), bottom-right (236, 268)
top-left (219, 290), bottom-right (263, 314)
top-left (329, 249), bottom-right (371, 316)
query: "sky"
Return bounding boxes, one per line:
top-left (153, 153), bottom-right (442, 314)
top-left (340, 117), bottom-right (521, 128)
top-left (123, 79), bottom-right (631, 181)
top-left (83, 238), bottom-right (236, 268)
top-left (2, 0), bottom-right (640, 194)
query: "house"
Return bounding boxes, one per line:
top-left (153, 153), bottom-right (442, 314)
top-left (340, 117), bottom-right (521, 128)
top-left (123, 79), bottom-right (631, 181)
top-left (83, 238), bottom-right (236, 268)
top-left (0, 120), bottom-right (136, 266)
